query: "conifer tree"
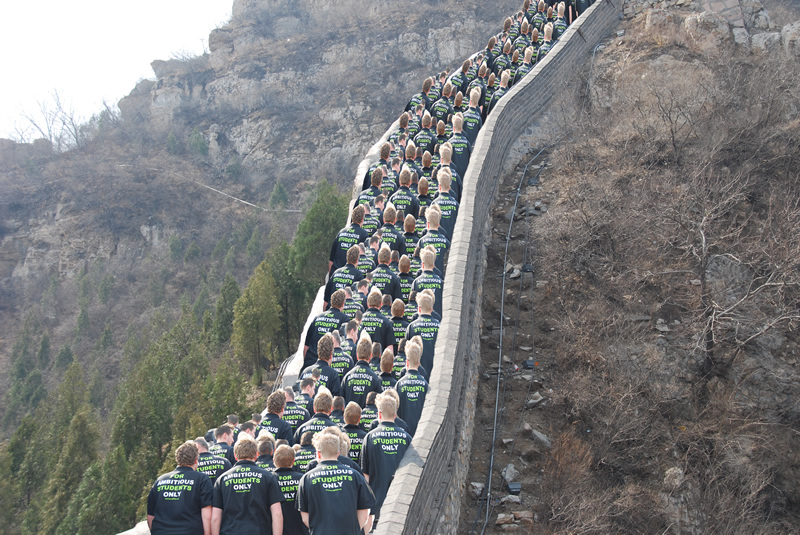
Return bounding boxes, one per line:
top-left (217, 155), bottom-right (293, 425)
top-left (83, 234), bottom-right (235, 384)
top-left (232, 260), bottom-right (281, 376)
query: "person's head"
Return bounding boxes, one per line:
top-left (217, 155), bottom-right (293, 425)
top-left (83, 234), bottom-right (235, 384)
top-left (454, 92), bottom-right (463, 109)
top-left (300, 377), bottom-right (315, 394)
top-left (331, 289), bottom-right (346, 311)
top-left (283, 386), bottom-right (295, 402)
top-left (273, 444), bottom-right (295, 468)
top-left (251, 413), bottom-right (263, 424)
top-left (547, 6), bottom-right (553, 18)
top-left (346, 319), bottom-right (359, 339)
top-left (488, 36), bottom-right (497, 50)
top-left (346, 245), bottom-right (360, 267)
top-left (488, 72), bottom-right (496, 88)
top-left (422, 77), bottom-right (433, 94)
top-left (227, 414), bottom-right (239, 427)
top-left (399, 255), bottom-right (411, 274)
top-left (538, 0), bottom-right (546, 11)
top-left (314, 390), bottom-right (333, 414)
top-left (512, 50), bottom-right (520, 64)
top-left (503, 40), bottom-right (512, 54)
top-left (402, 214), bottom-right (415, 234)
top-left (479, 64), bottom-right (488, 78)
top-left (257, 432), bottom-right (276, 457)
top-left (300, 431), bottom-right (315, 446)
top-left (375, 194), bottom-right (385, 210)
top-left (501, 70), bottom-right (510, 88)
top-left (406, 342), bottom-right (422, 370)
top-left (318, 333), bottom-right (334, 363)
top-left (380, 142), bottom-right (391, 160)
top-left (239, 421), bottom-right (256, 437)
top-left (421, 112), bottom-right (432, 129)
top-left (367, 288), bottom-right (382, 309)
top-left (399, 168), bottom-right (411, 187)
top-left (176, 441), bottom-right (199, 467)
top-left (234, 435), bottom-right (258, 462)
top-left (383, 204), bottom-right (397, 226)
top-left (376, 392), bottom-right (398, 420)
top-left (371, 342), bottom-right (382, 360)
top-left (532, 28), bottom-right (539, 42)
top-left (380, 349), bottom-right (394, 373)
top-left (344, 401), bottom-right (362, 426)
top-left (453, 114), bottom-right (463, 133)
top-left (440, 145), bottom-right (452, 165)
top-left (524, 47), bottom-right (533, 64)
top-left (544, 22), bottom-right (553, 40)
top-left (371, 168), bottom-right (382, 187)
top-left (313, 430), bottom-right (341, 461)
top-left (398, 337), bottom-right (407, 354)
top-left (332, 330), bottom-right (342, 347)
top-left (376, 246), bottom-right (390, 266)
top-left (366, 391), bottom-right (378, 406)
top-left (215, 424), bottom-right (233, 444)
top-left (418, 292), bottom-right (434, 315)
top-left (426, 208), bottom-right (441, 232)
top-left (352, 204), bottom-right (365, 226)
top-left (382, 294), bottom-right (392, 309)
top-left (438, 170), bottom-right (452, 192)
top-left (267, 391), bottom-right (286, 415)
top-left (405, 143), bottom-right (416, 160)
top-left (357, 336), bottom-right (373, 361)
top-left (333, 396), bottom-right (345, 413)
top-left (194, 437), bottom-right (210, 453)
top-left (524, 0), bottom-right (531, 11)
top-left (421, 248), bottom-right (436, 270)
top-left (423, 150), bottom-right (433, 168)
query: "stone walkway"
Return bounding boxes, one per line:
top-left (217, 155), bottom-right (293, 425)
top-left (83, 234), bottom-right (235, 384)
top-left (703, 0), bottom-right (745, 26)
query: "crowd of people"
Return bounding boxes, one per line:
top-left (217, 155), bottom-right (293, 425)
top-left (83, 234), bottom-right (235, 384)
top-left (145, 1), bottom-right (592, 533)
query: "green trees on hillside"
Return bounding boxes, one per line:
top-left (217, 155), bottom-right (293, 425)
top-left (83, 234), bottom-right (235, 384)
top-left (232, 259), bottom-right (281, 378)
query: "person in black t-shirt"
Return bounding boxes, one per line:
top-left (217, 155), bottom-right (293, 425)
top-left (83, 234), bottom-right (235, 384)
top-left (331, 331), bottom-right (355, 380)
top-left (379, 349), bottom-right (398, 391)
top-left (282, 387), bottom-right (311, 434)
top-left (432, 170), bottom-right (460, 241)
top-left (303, 300), bottom-right (349, 369)
top-left (330, 395), bottom-right (346, 427)
top-left (389, 168), bottom-right (421, 220)
top-left (196, 437), bottom-right (232, 486)
top-left (407, 291), bottom-right (441, 374)
top-left (360, 391), bottom-right (380, 431)
top-left (377, 205), bottom-right (404, 255)
top-left (211, 436), bottom-right (284, 535)
top-left (293, 431), bottom-right (317, 473)
top-left (293, 389), bottom-right (338, 444)
top-left (370, 246), bottom-right (403, 302)
top-left (209, 425), bottom-right (236, 466)
top-left (298, 432), bottom-right (375, 534)
top-left (147, 441), bottom-right (213, 535)
top-left (325, 248), bottom-right (364, 308)
top-left (272, 445), bottom-right (309, 535)
top-left (342, 336), bottom-right (382, 407)
top-left (295, 379), bottom-right (316, 415)
top-left (396, 340), bottom-right (430, 437)
top-left (304, 425), bottom-right (363, 474)
top-left (256, 433), bottom-right (276, 472)
top-left (362, 142), bottom-right (392, 191)
top-left (259, 391), bottom-right (295, 445)
top-left (356, 168), bottom-right (384, 208)
top-left (417, 210), bottom-right (450, 277)
top-left (300, 334), bottom-right (343, 397)
top-left (361, 393), bottom-right (411, 521)
top-left (343, 401), bottom-right (368, 465)
top-left (329, 205), bottom-right (369, 274)
top-left (412, 248), bottom-right (445, 319)
top-left (404, 77), bottom-right (432, 113)
top-left (369, 341), bottom-right (383, 375)
top-left (360, 289), bottom-right (396, 355)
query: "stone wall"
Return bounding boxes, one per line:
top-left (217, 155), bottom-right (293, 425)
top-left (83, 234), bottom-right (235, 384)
top-left (374, 2), bottom-right (622, 533)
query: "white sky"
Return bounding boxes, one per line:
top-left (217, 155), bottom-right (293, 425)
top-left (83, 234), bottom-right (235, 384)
top-left (0, 1), bottom-right (233, 139)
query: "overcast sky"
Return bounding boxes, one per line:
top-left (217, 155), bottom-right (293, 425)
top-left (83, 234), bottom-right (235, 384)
top-left (0, 1), bottom-right (233, 139)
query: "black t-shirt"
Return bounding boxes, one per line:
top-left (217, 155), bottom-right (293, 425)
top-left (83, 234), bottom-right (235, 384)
top-left (298, 460), bottom-right (376, 535)
top-left (342, 362), bottom-right (382, 408)
top-left (300, 360), bottom-right (342, 397)
top-left (293, 413), bottom-right (337, 445)
top-left (330, 409), bottom-right (345, 428)
top-left (360, 404), bottom-right (379, 430)
top-left (294, 445), bottom-right (317, 473)
top-left (370, 265), bottom-right (403, 302)
top-left (324, 265), bottom-right (364, 305)
top-left (197, 452), bottom-right (232, 486)
top-left (432, 192), bottom-right (460, 241)
top-left (389, 186), bottom-right (420, 220)
top-left (396, 370), bottom-right (429, 436)
top-left (417, 231), bottom-right (450, 276)
top-left (390, 316), bottom-right (410, 347)
top-left (273, 467), bottom-right (309, 535)
top-left (256, 454), bottom-right (276, 473)
top-left (212, 460), bottom-right (284, 534)
top-left (282, 401), bottom-right (311, 433)
top-left (462, 106), bottom-right (483, 147)
top-left (208, 441), bottom-right (236, 467)
top-left (329, 224), bottom-right (369, 272)
top-left (361, 422), bottom-right (412, 516)
top-left (342, 298), bottom-right (364, 321)
top-left (331, 348), bottom-right (355, 379)
top-left (447, 132), bottom-right (472, 179)
top-left (258, 413), bottom-right (295, 445)
top-left (147, 466), bottom-right (213, 535)
top-left (378, 223), bottom-right (404, 254)
top-left (356, 185), bottom-right (382, 207)
top-left (379, 371), bottom-right (398, 391)
top-left (406, 314), bottom-right (441, 374)
top-left (344, 424), bottom-right (368, 465)
top-left (359, 309), bottom-right (395, 353)
top-left (303, 309), bottom-right (349, 368)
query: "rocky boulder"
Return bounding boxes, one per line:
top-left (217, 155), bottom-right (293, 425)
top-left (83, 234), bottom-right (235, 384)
top-left (782, 21), bottom-right (800, 57)
top-left (751, 32), bottom-right (781, 53)
top-left (684, 11), bottom-right (732, 53)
